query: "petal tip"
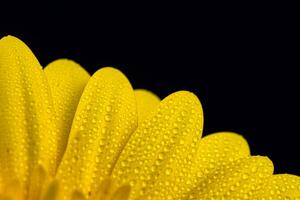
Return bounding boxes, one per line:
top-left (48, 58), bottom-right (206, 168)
top-left (134, 89), bottom-right (160, 101)
top-left (92, 67), bottom-right (132, 88)
top-left (163, 90), bottom-right (203, 113)
top-left (0, 35), bottom-right (25, 46)
top-left (45, 58), bottom-right (90, 76)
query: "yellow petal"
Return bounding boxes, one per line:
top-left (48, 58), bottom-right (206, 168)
top-left (196, 156), bottom-right (274, 199)
top-left (112, 91), bottom-right (204, 199)
top-left (41, 180), bottom-right (60, 200)
top-left (71, 191), bottom-right (86, 200)
top-left (94, 178), bottom-right (131, 200)
top-left (110, 185), bottom-right (130, 200)
top-left (27, 165), bottom-right (47, 200)
top-left (0, 179), bottom-right (23, 200)
top-left (134, 89), bottom-right (160, 123)
top-left (0, 36), bottom-right (59, 194)
top-left (57, 67), bottom-right (137, 199)
top-left (258, 174), bottom-right (300, 199)
top-left (0, 195), bottom-right (12, 200)
top-left (146, 132), bottom-right (250, 199)
top-left (44, 59), bottom-right (90, 161)
top-left (195, 132), bottom-right (250, 169)
top-left (94, 178), bottom-right (114, 200)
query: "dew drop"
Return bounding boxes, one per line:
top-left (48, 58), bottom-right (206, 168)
top-left (165, 168), bottom-right (172, 175)
top-left (104, 114), bottom-right (111, 121)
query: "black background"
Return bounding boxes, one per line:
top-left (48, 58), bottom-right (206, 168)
top-left (1, 2), bottom-right (299, 175)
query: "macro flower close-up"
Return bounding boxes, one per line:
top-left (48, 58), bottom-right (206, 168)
top-left (0, 35), bottom-right (299, 200)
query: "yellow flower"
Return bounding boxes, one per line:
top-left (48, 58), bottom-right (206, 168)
top-left (0, 35), bottom-right (299, 200)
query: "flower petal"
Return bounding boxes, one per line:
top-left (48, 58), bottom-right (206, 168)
top-left (0, 179), bottom-right (22, 200)
top-left (146, 132), bottom-right (250, 199)
top-left (94, 178), bottom-right (114, 200)
top-left (28, 165), bottom-right (47, 200)
top-left (57, 67), bottom-right (137, 198)
top-left (94, 178), bottom-right (131, 200)
top-left (134, 89), bottom-right (160, 124)
top-left (258, 174), bottom-right (300, 199)
top-left (44, 59), bottom-right (90, 161)
top-left (0, 36), bottom-right (59, 193)
top-left (110, 185), bottom-right (130, 200)
top-left (41, 180), bottom-right (60, 200)
top-left (71, 191), bottom-right (86, 200)
top-left (194, 132), bottom-right (250, 173)
top-left (112, 91), bottom-right (203, 199)
top-left (196, 156), bottom-right (274, 199)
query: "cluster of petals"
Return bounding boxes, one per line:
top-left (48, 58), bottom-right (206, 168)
top-left (0, 36), bottom-right (299, 200)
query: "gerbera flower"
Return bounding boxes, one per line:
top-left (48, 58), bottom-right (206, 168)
top-left (0, 35), bottom-right (299, 200)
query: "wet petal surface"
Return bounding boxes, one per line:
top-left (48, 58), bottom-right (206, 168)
top-left (57, 67), bottom-right (137, 199)
top-left (147, 132), bottom-right (250, 199)
top-left (134, 89), bottom-right (160, 124)
top-left (44, 59), bottom-right (90, 160)
top-left (258, 174), bottom-right (300, 199)
top-left (0, 36), bottom-right (59, 195)
top-left (196, 156), bottom-right (274, 199)
top-left (112, 91), bottom-right (203, 199)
